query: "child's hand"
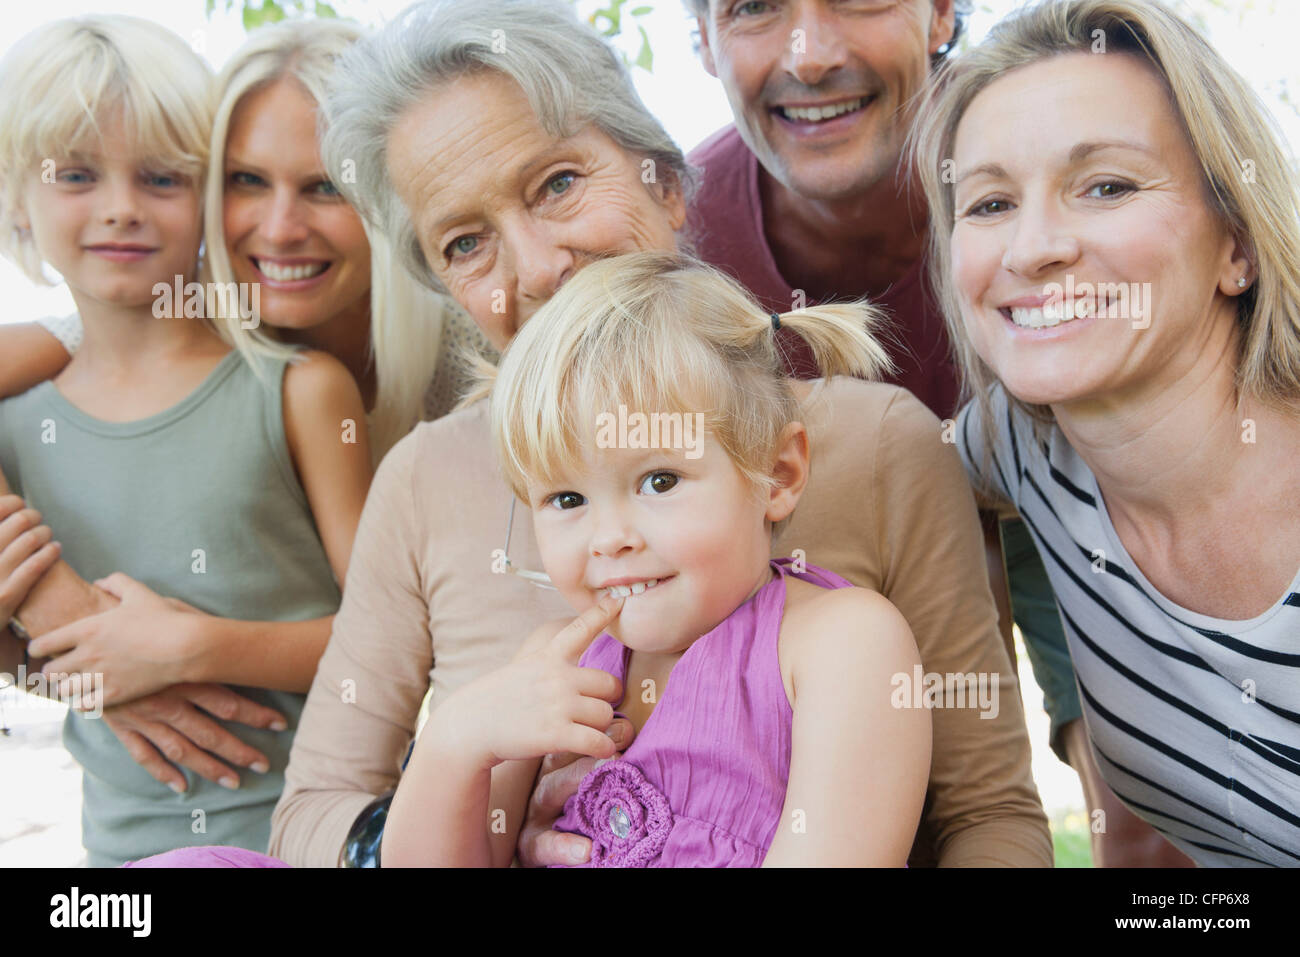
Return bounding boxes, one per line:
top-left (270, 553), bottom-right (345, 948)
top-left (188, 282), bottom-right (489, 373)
top-left (432, 596), bottom-right (627, 770)
top-left (0, 495), bottom-right (61, 630)
top-left (28, 572), bottom-right (209, 710)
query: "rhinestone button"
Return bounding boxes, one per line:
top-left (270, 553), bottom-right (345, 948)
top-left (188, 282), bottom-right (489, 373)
top-left (608, 805), bottom-right (631, 840)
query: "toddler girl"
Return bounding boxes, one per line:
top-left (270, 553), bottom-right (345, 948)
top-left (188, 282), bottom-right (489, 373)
top-left (384, 252), bottom-right (932, 867)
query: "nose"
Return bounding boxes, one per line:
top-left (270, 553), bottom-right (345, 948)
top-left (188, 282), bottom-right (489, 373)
top-left (508, 216), bottom-right (575, 315)
top-left (260, 187), bottom-right (310, 246)
top-left (999, 197), bottom-right (1081, 279)
top-left (784, 3), bottom-right (849, 88)
top-left (588, 501), bottom-right (645, 560)
top-left (100, 177), bottom-right (142, 228)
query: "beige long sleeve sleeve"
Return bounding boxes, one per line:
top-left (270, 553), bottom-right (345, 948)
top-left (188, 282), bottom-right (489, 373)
top-left (269, 432), bottom-right (434, 867)
top-left (783, 380), bottom-right (1052, 866)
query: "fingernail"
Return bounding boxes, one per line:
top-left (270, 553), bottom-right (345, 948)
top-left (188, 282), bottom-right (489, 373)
top-left (250, 760), bottom-right (269, 774)
top-left (219, 776), bottom-right (239, 790)
top-left (270, 720), bottom-right (287, 732)
top-left (593, 758), bottom-right (612, 769)
top-left (605, 725), bottom-right (625, 746)
top-left (169, 782), bottom-right (186, 794)
top-left (569, 844), bottom-right (588, 864)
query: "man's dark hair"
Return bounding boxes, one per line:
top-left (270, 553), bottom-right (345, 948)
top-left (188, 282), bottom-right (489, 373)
top-left (686, 1), bottom-right (974, 70)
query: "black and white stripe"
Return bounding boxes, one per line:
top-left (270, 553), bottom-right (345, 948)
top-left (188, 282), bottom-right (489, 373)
top-left (957, 386), bottom-right (1300, 867)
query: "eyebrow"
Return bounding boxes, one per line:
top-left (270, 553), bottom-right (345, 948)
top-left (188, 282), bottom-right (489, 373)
top-left (955, 140), bottom-right (1158, 186)
top-left (431, 142), bottom-right (574, 233)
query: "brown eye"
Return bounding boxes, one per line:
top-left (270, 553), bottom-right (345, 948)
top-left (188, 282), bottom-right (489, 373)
top-left (640, 472), bottom-right (678, 495)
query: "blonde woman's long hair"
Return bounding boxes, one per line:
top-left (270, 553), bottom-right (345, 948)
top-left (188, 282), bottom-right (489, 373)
top-left (204, 18), bottom-right (450, 459)
top-left (479, 252), bottom-right (894, 537)
top-left (910, 0), bottom-right (1300, 470)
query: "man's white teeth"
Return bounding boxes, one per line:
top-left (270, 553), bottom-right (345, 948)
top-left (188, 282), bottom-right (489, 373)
top-left (780, 97), bottom-right (865, 122)
top-left (604, 578), bottom-right (662, 598)
top-left (1009, 300), bottom-right (1098, 329)
top-left (257, 259), bottom-right (327, 281)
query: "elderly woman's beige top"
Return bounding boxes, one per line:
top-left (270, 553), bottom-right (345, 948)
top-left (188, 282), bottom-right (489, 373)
top-left (270, 377), bottom-right (1053, 867)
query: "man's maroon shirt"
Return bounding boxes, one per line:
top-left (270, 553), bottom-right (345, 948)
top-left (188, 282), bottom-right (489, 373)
top-left (686, 125), bottom-right (959, 420)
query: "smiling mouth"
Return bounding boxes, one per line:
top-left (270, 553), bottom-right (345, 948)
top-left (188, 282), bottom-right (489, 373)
top-left (776, 96), bottom-right (873, 123)
top-left (1002, 300), bottom-right (1110, 330)
top-left (252, 257), bottom-right (331, 282)
top-left (599, 575), bottom-right (675, 599)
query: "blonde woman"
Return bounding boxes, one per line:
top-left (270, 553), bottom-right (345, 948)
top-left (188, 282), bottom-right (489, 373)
top-left (913, 0), bottom-right (1300, 865)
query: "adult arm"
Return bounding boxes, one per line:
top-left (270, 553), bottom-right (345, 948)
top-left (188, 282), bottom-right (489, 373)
top-left (873, 390), bottom-right (1053, 866)
top-left (0, 322), bottom-right (71, 399)
top-left (269, 429), bottom-right (435, 867)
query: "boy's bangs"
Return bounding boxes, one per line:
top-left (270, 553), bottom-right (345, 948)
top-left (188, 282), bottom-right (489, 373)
top-left (45, 88), bottom-right (205, 180)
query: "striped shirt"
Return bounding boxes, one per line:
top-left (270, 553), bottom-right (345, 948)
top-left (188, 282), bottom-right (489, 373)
top-left (957, 385), bottom-right (1300, 867)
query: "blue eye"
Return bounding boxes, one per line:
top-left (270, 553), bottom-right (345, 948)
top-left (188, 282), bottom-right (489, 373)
top-left (146, 172), bottom-right (182, 188)
top-left (546, 491), bottom-right (586, 510)
top-left (57, 169), bottom-right (92, 185)
top-left (546, 171), bottom-right (575, 196)
top-left (639, 471), bottom-right (678, 495)
top-left (314, 180), bottom-right (340, 197)
top-left (447, 235), bottom-right (478, 258)
top-left (231, 171), bottom-right (264, 188)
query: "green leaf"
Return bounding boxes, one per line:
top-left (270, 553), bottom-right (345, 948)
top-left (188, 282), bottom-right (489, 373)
top-left (631, 5), bottom-right (653, 15)
top-left (314, 0), bottom-right (338, 16)
top-left (635, 23), bottom-right (653, 72)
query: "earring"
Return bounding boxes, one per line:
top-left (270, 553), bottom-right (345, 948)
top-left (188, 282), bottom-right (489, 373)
top-left (1237, 277), bottom-right (1248, 288)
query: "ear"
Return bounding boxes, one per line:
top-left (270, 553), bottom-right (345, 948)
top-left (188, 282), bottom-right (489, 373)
top-left (1217, 235), bottom-right (1254, 297)
top-left (653, 168), bottom-right (688, 233)
top-left (697, 14), bottom-right (719, 78)
top-left (765, 421), bottom-right (810, 525)
top-left (928, 0), bottom-right (957, 56)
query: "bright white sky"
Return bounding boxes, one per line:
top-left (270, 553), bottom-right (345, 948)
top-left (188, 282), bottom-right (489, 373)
top-left (3, 0), bottom-right (1297, 325)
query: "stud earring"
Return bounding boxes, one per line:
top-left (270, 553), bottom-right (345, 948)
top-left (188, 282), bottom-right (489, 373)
top-left (1237, 277), bottom-right (1248, 288)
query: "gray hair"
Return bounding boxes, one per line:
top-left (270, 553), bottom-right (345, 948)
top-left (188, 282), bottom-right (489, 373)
top-left (320, 0), bottom-right (690, 293)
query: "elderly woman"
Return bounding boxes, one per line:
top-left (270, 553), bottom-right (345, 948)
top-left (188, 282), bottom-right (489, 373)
top-left (269, 0), bottom-right (1050, 867)
top-left (913, 0), bottom-right (1300, 866)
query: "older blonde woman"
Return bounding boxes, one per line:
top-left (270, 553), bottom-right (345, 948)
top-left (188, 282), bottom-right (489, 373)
top-left (914, 0), bottom-right (1300, 865)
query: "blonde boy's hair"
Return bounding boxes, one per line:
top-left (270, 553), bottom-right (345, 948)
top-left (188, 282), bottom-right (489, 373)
top-left (910, 0), bottom-right (1300, 483)
top-left (0, 15), bottom-right (213, 284)
top-left (483, 252), bottom-right (895, 532)
top-left (203, 18), bottom-right (451, 460)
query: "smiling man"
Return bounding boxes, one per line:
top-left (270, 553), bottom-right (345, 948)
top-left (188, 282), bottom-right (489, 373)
top-left (685, 0), bottom-right (1193, 867)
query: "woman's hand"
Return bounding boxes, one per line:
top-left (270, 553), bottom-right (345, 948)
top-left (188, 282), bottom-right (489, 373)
top-left (515, 715), bottom-right (636, 867)
top-left (101, 682), bottom-right (288, 793)
top-left (28, 572), bottom-right (209, 709)
top-left (0, 495), bottom-right (61, 630)
top-left (428, 597), bottom-right (627, 772)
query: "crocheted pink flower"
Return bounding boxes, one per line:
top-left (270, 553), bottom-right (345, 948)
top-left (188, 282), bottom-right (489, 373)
top-left (573, 760), bottom-right (672, 867)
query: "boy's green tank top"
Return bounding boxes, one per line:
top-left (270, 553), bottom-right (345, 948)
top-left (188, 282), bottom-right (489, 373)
top-left (0, 348), bottom-right (340, 867)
